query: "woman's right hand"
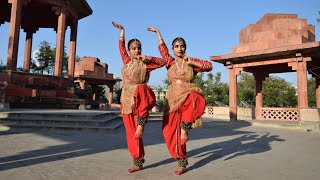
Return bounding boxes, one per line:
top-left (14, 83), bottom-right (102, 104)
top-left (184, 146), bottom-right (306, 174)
top-left (112, 21), bottom-right (123, 30)
top-left (147, 27), bottom-right (158, 33)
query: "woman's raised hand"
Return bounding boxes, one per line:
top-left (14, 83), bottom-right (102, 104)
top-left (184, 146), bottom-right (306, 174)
top-left (112, 21), bottom-right (123, 30)
top-left (147, 27), bottom-right (158, 33)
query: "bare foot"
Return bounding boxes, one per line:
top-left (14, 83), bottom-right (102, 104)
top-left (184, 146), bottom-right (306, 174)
top-left (181, 129), bottom-right (188, 145)
top-left (134, 125), bottom-right (144, 139)
top-left (174, 167), bottom-right (187, 175)
top-left (128, 166), bottom-right (143, 173)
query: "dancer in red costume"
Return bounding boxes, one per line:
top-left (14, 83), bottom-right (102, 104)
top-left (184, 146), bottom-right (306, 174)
top-left (112, 22), bottom-right (165, 173)
top-left (148, 27), bottom-right (212, 175)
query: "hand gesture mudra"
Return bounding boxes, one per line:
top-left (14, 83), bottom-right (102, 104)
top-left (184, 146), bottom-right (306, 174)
top-left (183, 55), bottom-right (192, 65)
top-left (137, 55), bottom-right (149, 63)
top-left (147, 27), bottom-right (158, 33)
top-left (112, 21), bottom-right (123, 30)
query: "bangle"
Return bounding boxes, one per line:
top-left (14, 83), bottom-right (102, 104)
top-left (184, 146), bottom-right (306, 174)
top-left (137, 116), bottom-right (148, 125)
top-left (158, 39), bottom-right (163, 42)
top-left (120, 36), bottom-right (124, 39)
top-left (181, 122), bottom-right (192, 131)
top-left (145, 56), bottom-right (150, 63)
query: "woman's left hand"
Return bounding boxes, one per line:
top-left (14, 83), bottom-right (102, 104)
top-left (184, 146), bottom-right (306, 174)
top-left (183, 55), bottom-right (193, 65)
top-left (137, 55), bottom-right (149, 63)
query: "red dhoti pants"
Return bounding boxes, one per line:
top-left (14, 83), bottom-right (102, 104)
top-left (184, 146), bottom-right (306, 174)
top-left (121, 84), bottom-right (156, 161)
top-left (162, 92), bottom-right (206, 159)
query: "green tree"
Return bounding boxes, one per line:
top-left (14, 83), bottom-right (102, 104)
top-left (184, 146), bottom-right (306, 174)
top-left (114, 86), bottom-right (122, 104)
top-left (263, 76), bottom-right (297, 107)
top-left (194, 72), bottom-right (205, 90)
top-left (205, 72), bottom-right (229, 106)
top-left (163, 78), bottom-right (170, 88)
top-left (237, 72), bottom-right (256, 106)
top-left (0, 58), bottom-right (23, 72)
top-left (308, 77), bottom-right (316, 107)
top-left (31, 41), bottom-right (70, 76)
top-left (31, 41), bottom-right (54, 74)
top-left (237, 73), bottom-right (298, 107)
top-left (0, 59), bottom-right (5, 71)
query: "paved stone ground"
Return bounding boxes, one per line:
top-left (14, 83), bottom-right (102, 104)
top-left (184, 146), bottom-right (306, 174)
top-left (0, 118), bottom-right (320, 180)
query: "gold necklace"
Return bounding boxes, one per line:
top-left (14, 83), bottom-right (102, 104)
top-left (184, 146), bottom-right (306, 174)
top-left (175, 59), bottom-right (185, 75)
top-left (124, 58), bottom-right (136, 75)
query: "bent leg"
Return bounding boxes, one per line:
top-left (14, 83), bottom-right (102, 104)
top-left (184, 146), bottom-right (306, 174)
top-left (122, 113), bottom-right (145, 173)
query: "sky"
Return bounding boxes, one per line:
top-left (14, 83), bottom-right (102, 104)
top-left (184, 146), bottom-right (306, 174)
top-left (0, 0), bottom-right (319, 87)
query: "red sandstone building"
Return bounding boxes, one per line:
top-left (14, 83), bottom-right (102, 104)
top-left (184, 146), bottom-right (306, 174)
top-left (0, 0), bottom-right (119, 109)
top-left (211, 14), bottom-right (320, 126)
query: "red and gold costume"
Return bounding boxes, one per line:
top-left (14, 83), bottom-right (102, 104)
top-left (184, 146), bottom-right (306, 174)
top-left (119, 39), bottom-right (165, 163)
top-left (158, 43), bottom-right (212, 165)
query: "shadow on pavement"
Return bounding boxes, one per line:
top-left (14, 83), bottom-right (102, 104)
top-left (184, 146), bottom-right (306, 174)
top-left (144, 120), bottom-right (285, 172)
top-left (0, 119), bottom-right (285, 172)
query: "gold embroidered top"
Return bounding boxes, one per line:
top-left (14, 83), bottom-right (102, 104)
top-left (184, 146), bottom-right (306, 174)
top-left (121, 60), bottom-right (147, 114)
top-left (166, 58), bottom-right (202, 113)
top-left (119, 39), bottom-right (165, 115)
top-left (158, 43), bottom-right (213, 113)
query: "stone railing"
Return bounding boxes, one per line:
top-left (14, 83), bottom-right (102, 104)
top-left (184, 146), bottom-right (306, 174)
top-left (261, 107), bottom-right (299, 121)
top-left (202, 106), bottom-right (253, 120)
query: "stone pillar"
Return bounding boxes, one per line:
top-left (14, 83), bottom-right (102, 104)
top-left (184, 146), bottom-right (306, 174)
top-left (108, 84), bottom-right (114, 106)
top-left (23, 31), bottom-right (33, 72)
top-left (296, 54), bottom-right (308, 108)
top-left (78, 80), bottom-right (87, 90)
top-left (54, 8), bottom-right (67, 77)
top-left (6, 0), bottom-right (23, 71)
top-left (254, 74), bottom-right (266, 119)
top-left (229, 68), bottom-right (237, 121)
top-left (316, 76), bottom-right (320, 108)
top-left (91, 85), bottom-right (98, 101)
top-left (68, 20), bottom-right (78, 79)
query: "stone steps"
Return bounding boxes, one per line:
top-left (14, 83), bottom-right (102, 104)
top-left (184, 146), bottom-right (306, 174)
top-left (0, 110), bottom-right (123, 131)
top-left (148, 113), bottom-right (163, 121)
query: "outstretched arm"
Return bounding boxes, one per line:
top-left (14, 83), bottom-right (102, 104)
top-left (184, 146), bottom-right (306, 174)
top-left (112, 21), bottom-right (124, 39)
top-left (137, 55), bottom-right (165, 72)
top-left (147, 27), bottom-right (164, 45)
top-left (148, 27), bottom-right (174, 68)
top-left (184, 56), bottom-right (213, 72)
top-left (112, 21), bottom-right (130, 64)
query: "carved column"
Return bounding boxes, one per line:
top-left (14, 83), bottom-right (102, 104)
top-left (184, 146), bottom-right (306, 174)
top-left (107, 84), bottom-right (114, 106)
top-left (296, 53), bottom-right (308, 108)
top-left (228, 65), bottom-right (242, 122)
top-left (6, 0), bottom-right (23, 71)
top-left (54, 7), bottom-right (67, 77)
top-left (23, 31), bottom-right (33, 72)
top-left (78, 80), bottom-right (87, 90)
top-left (254, 73), bottom-right (267, 120)
top-left (91, 85), bottom-right (98, 101)
top-left (68, 19), bottom-right (78, 79)
top-left (316, 76), bottom-right (320, 108)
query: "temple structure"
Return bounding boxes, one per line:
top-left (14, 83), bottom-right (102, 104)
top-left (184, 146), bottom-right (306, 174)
top-left (0, 0), bottom-right (95, 109)
top-left (74, 57), bottom-right (121, 106)
top-left (211, 14), bottom-right (320, 123)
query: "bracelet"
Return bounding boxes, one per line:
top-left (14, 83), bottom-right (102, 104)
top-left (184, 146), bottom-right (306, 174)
top-left (145, 56), bottom-right (150, 63)
top-left (180, 122), bottom-right (192, 131)
top-left (137, 116), bottom-right (148, 125)
top-left (158, 39), bottom-right (163, 42)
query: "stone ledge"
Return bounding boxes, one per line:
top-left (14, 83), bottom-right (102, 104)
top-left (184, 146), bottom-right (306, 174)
top-left (300, 121), bottom-right (320, 132)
